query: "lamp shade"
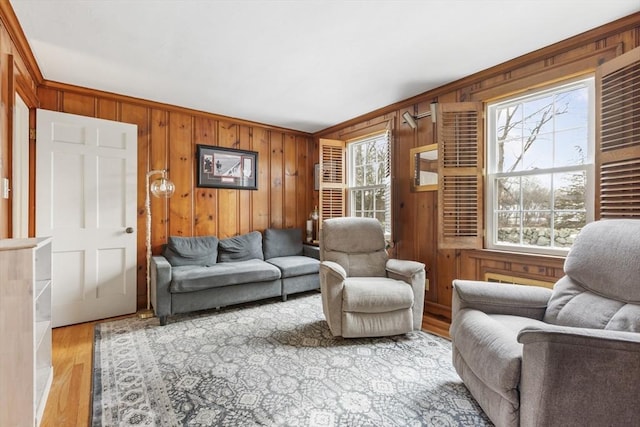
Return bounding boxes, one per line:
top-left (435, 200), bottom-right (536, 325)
top-left (150, 177), bottom-right (175, 198)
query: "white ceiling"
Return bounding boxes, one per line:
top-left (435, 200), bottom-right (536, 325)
top-left (10, 0), bottom-right (640, 133)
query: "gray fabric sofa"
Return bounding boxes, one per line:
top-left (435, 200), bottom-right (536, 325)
top-left (450, 219), bottom-right (640, 427)
top-left (150, 228), bottom-right (319, 325)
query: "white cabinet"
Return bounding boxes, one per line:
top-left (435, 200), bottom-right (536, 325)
top-left (0, 237), bottom-right (53, 426)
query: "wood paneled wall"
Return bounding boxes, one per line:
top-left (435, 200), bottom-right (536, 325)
top-left (315, 13), bottom-right (640, 321)
top-left (36, 84), bottom-right (315, 308)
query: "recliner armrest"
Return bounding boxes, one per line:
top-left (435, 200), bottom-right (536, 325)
top-left (452, 279), bottom-right (552, 320)
top-left (385, 259), bottom-right (424, 278)
top-left (518, 324), bottom-right (640, 427)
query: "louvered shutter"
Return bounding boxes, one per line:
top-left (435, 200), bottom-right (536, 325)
top-left (319, 138), bottom-right (346, 227)
top-left (437, 102), bottom-right (484, 249)
top-left (596, 46), bottom-right (640, 219)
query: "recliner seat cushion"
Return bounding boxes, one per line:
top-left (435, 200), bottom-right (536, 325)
top-left (266, 256), bottom-right (319, 278)
top-left (169, 259), bottom-right (280, 293)
top-left (451, 310), bottom-right (548, 405)
top-left (342, 278), bottom-right (413, 313)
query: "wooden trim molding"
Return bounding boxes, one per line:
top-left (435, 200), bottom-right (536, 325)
top-left (0, 1), bottom-right (43, 84)
top-left (40, 80), bottom-right (313, 137)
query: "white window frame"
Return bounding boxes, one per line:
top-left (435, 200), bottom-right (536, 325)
top-left (346, 131), bottom-right (391, 239)
top-left (486, 77), bottom-right (595, 256)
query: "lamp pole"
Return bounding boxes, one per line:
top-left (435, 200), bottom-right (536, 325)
top-left (140, 169), bottom-right (174, 318)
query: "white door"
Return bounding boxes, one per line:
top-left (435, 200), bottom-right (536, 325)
top-left (36, 109), bottom-right (138, 327)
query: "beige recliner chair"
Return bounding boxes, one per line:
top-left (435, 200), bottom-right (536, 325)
top-left (319, 217), bottom-right (426, 338)
top-left (450, 219), bottom-right (640, 427)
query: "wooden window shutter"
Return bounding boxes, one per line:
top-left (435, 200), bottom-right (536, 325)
top-left (437, 102), bottom-right (484, 249)
top-left (318, 138), bottom-right (346, 227)
top-left (596, 46), bottom-right (640, 219)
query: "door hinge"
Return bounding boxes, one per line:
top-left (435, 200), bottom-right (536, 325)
top-left (29, 128), bottom-right (36, 140)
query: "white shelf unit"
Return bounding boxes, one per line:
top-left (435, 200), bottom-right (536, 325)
top-left (0, 237), bottom-right (53, 427)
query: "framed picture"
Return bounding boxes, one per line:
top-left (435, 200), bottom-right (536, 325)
top-left (196, 144), bottom-right (258, 190)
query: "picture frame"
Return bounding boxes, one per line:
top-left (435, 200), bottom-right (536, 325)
top-left (196, 144), bottom-right (258, 190)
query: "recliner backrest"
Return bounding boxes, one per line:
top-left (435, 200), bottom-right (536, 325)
top-left (320, 217), bottom-right (388, 277)
top-left (544, 219), bottom-right (640, 331)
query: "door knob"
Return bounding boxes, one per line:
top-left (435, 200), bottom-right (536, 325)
top-left (125, 227), bottom-right (134, 234)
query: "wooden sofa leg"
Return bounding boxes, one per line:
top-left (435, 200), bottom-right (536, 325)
top-left (159, 315), bottom-right (168, 326)
top-left (282, 294), bottom-right (288, 302)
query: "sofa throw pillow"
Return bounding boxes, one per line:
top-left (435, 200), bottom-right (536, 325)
top-left (218, 231), bottom-right (264, 262)
top-left (263, 228), bottom-right (303, 260)
top-left (162, 235), bottom-right (218, 267)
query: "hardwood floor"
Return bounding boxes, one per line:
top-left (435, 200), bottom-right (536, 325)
top-left (41, 312), bottom-right (450, 426)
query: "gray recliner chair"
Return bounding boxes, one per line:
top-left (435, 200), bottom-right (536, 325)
top-left (319, 217), bottom-right (426, 338)
top-left (450, 219), bottom-right (640, 427)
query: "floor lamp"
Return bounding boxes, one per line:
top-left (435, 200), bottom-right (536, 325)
top-left (139, 169), bottom-right (175, 319)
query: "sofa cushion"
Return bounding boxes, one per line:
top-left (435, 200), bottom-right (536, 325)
top-left (263, 228), bottom-right (303, 260)
top-left (218, 231), bottom-right (263, 262)
top-left (162, 235), bottom-right (218, 267)
top-left (266, 256), bottom-right (319, 278)
top-left (169, 259), bottom-right (281, 293)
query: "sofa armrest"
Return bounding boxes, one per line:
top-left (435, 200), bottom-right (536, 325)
top-left (150, 255), bottom-right (172, 319)
top-left (303, 244), bottom-right (320, 260)
top-left (518, 324), bottom-right (640, 426)
top-left (452, 279), bottom-right (552, 320)
top-left (319, 261), bottom-right (347, 336)
top-left (386, 259), bottom-right (426, 330)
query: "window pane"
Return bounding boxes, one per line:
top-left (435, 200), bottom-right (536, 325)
top-left (554, 86), bottom-right (589, 132)
top-left (500, 137), bottom-right (522, 172)
top-left (523, 212), bottom-right (551, 247)
top-left (363, 189), bottom-right (373, 211)
top-left (522, 174), bottom-right (551, 210)
top-left (497, 212), bottom-right (521, 244)
top-left (354, 190), bottom-right (362, 211)
top-left (497, 177), bottom-right (520, 211)
top-left (554, 171), bottom-right (586, 211)
top-left (523, 95), bottom-right (554, 137)
top-left (555, 128), bottom-right (587, 166)
top-left (522, 132), bottom-right (553, 170)
top-left (355, 165), bottom-right (364, 186)
top-left (554, 212), bottom-right (585, 246)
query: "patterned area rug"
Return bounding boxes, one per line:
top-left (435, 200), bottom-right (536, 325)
top-left (92, 293), bottom-right (492, 426)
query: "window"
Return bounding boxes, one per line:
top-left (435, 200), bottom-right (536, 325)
top-left (486, 78), bottom-right (595, 255)
top-left (347, 131), bottom-right (391, 237)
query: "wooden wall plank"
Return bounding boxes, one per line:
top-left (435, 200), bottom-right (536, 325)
top-left (149, 109), bottom-right (169, 250)
top-left (168, 112), bottom-right (193, 237)
top-left (270, 131), bottom-right (284, 228)
top-left (296, 135), bottom-right (310, 228)
top-left (97, 99), bottom-right (118, 121)
top-left (253, 128), bottom-right (271, 231)
top-left (193, 116), bottom-right (217, 236)
top-left (283, 133), bottom-right (297, 228)
top-left (217, 121), bottom-right (239, 238)
top-left (239, 125), bottom-right (252, 234)
top-left (37, 86), bottom-right (59, 111)
top-left (62, 92), bottom-right (95, 117)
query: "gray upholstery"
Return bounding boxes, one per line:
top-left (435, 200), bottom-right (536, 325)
top-left (218, 231), bottom-right (263, 262)
top-left (319, 217), bottom-right (426, 338)
top-left (150, 229), bottom-right (320, 325)
top-left (450, 219), bottom-right (640, 427)
top-left (162, 235), bottom-right (218, 266)
top-left (263, 227), bottom-right (303, 259)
